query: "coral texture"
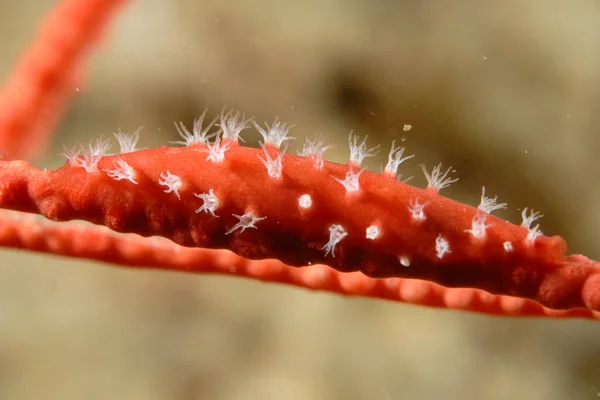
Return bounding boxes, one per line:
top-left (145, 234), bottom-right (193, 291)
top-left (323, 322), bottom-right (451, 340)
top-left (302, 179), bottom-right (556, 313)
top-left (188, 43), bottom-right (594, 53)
top-left (0, 0), bottom-right (599, 322)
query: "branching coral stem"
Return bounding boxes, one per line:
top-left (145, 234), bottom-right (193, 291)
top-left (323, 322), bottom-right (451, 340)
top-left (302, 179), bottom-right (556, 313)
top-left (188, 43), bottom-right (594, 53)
top-left (0, 0), bottom-right (128, 160)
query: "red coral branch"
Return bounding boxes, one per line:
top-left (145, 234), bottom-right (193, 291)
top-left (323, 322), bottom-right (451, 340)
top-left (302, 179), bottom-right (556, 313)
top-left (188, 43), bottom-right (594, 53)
top-left (0, 132), bottom-right (599, 314)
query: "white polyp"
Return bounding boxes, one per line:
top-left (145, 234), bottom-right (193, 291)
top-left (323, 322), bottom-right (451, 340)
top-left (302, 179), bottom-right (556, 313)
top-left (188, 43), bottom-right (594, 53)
top-left (257, 143), bottom-right (285, 178)
top-left (202, 135), bottom-right (232, 163)
top-left (225, 212), bottom-right (267, 235)
top-left (158, 170), bottom-right (183, 199)
top-left (103, 158), bottom-right (138, 184)
top-left (366, 225), bottom-right (380, 240)
top-left (299, 137), bottom-right (332, 170)
top-left (61, 146), bottom-right (81, 165)
top-left (384, 140), bottom-right (414, 177)
top-left (521, 208), bottom-right (543, 229)
top-left (503, 241), bottom-right (514, 252)
top-left (321, 224), bottom-right (348, 257)
top-left (526, 225), bottom-right (543, 243)
top-left (253, 117), bottom-right (295, 148)
top-left (435, 234), bottom-right (451, 259)
top-left (465, 213), bottom-right (489, 240)
top-left (298, 194), bottom-right (312, 209)
top-left (194, 189), bottom-right (220, 217)
top-left (333, 168), bottom-right (363, 193)
top-left (172, 108), bottom-right (218, 146)
top-left (87, 137), bottom-right (111, 158)
top-left (61, 136), bottom-right (111, 173)
top-left (521, 208), bottom-right (543, 243)
top-left (420, 163), bottom-right (458, 191)
top-left (348, 132), bottom-right (380, 166)
top-left (113, 127), bottom-right (142, 153)
top-left (408, 198), bottom-right (427, 221)
top-left (478, 187), bottom-right (507, 214)
top-left (399, 256), bottom-right (411, 267)
top-left (219, 108), bottom-right (252, 142)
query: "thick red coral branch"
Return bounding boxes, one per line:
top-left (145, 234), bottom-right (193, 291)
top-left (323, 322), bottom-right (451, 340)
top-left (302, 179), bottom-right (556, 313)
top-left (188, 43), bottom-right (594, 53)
top-left (1, 211), bottom-right (598, 320)
top-left (0, 0), bottom-right (128, 160)
top-left (0, 141), bottom-right (598, 313)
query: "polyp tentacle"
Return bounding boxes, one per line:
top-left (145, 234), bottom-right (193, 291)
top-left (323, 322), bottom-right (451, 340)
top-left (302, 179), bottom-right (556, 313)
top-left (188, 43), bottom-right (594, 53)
top-left (103, 158), bottom-right (137, 184)
top-left (253, 117), bottom-right (295, 149)
top-left (333, 167), bottom-right (363, 194)
top-left (384, 140), bottom-right (414, 178)
top-left (225, 212), bottom-right (267, 235)
top-left (348, 132), bottom-right (380, 167)
top-left (113, 127), bottom-right (142, 154)
top-left (173, 109), bottom-right (218, 147)
top-left (219, 108), bottom-right (253, 144)
top-left (194, 189), bottom-right (220, 217)
top-left (158, 170), bottom-right (183, 200)
top-left (322, 224), bottom-right (348, 257)
top-left (299, 137), bottom-right (331, 170)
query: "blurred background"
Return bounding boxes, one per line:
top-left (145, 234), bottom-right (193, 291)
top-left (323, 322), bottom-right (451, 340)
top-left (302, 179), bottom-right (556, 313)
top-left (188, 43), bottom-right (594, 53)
top-left (1, 0), bottom-right (600, 399)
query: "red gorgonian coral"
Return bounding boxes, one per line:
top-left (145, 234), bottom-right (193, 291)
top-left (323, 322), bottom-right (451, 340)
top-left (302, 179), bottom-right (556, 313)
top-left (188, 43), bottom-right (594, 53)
top-left (1, 0), bottom-right (599, 321)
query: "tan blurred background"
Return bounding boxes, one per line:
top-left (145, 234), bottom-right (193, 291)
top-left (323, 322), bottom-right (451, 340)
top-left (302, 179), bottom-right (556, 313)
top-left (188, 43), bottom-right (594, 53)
top-left (1, 0), bottom-right (600, 399)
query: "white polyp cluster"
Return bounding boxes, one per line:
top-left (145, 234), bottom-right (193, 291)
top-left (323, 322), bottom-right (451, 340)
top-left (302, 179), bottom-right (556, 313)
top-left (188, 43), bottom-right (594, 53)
top-left (103, 158), bottom-right (138, 184)
top-left (465, 213), bottom-right (489, 239)
top-left (521, 208), bottom-right (543, 243)
top-left (225, 212), bottom-right (267, 235)
top-left (420, 163), bottom-right (458, 191)
top-left (299, 137), bottom-right (332, 170)
top-left (348, 132), bottom-right (380, 166)
top-left (321, 224), bottom-right (348, 257)
top-left (384, 140), bottom-right (414, 177)
top-left (435, 234), bottom-right (451, 259)
top-left (253, 117), bottom-right (295, 148)
top-left (334, 168), bottom-right (363, 193)
top-left (477, 187), bottom-right (507, 214)
top-left (365, 225), bottom-right (380, 240)
top-left (158, 170), bottom-right (183, 199)
top-left (113, 127), bottom-right (142, 153)
top-left (408, 198), bottom-right (427, 221)
top-left (258, 143), bottom-right (285, 179)
top-left (62, 137), bottom-right (111, 173)
top-left (298, 194), bottom-right (312, 209)
top-left (173, 109), bottom-right (218, 146)
top-left (202, 135), bottom-right (232, 163)
top-left (194, 189), bottom-right (220, 217)
top-left (219, 108), bottom-right (252, 142)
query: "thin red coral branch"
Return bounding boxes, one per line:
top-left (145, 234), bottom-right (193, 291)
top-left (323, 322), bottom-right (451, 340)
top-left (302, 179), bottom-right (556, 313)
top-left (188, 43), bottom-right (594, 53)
top-left (0, 0), bottom-right (128, 160)
top-left (1, 211), bottom-right (598, 320)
